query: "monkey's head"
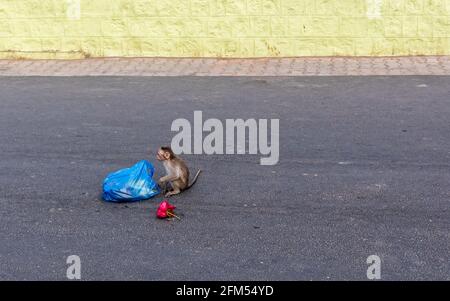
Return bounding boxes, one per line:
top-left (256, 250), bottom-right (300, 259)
top-left (157, 146), bottom-right (174, 161)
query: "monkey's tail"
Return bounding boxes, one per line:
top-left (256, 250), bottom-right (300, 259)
top-left (186, 169), bottom-right (202, 190)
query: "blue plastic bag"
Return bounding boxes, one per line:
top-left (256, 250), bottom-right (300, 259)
top-left (102, 160), bottom-right (160, 202)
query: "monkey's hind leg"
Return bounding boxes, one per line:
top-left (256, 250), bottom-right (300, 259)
top-left (165, 182), bottom-right (182, 197)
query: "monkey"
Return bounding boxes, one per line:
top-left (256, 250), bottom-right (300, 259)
top-left (156, 146), bottom-right (201, 197)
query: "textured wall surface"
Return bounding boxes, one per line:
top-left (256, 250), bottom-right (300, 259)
top-left (0, 0), bottom-right (449, 58)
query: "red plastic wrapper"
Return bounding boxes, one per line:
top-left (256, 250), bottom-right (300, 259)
top-left (156, 200), bottom-right (177, 219)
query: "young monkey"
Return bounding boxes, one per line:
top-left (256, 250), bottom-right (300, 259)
top-left (156, 146), bottom-right (201, 197)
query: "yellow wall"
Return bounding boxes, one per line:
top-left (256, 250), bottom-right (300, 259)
top-left (0, 0), bottom-right (449, 59)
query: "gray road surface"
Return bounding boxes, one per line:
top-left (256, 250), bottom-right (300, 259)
top-left (0, 76), bottom-right (449, 280)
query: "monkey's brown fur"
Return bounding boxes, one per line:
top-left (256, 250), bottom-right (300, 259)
top-left (156, 146), bottom-right (201, 197)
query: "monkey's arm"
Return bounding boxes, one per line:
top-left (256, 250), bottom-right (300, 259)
top-left (158, 174), bottom-right (180, 184)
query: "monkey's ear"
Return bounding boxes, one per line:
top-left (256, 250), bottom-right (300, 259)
top-left (164, 152), bottom-right (171, 160)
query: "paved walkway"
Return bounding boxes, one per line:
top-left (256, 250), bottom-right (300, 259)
top-left (0, 56), bottom-right (450, 76)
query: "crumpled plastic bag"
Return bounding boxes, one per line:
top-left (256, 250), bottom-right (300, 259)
top-left (102, 160), bottom-right (160, 202)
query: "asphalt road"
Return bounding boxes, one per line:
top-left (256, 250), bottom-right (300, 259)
top-left (0, 76), bottom-right (449, 280)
